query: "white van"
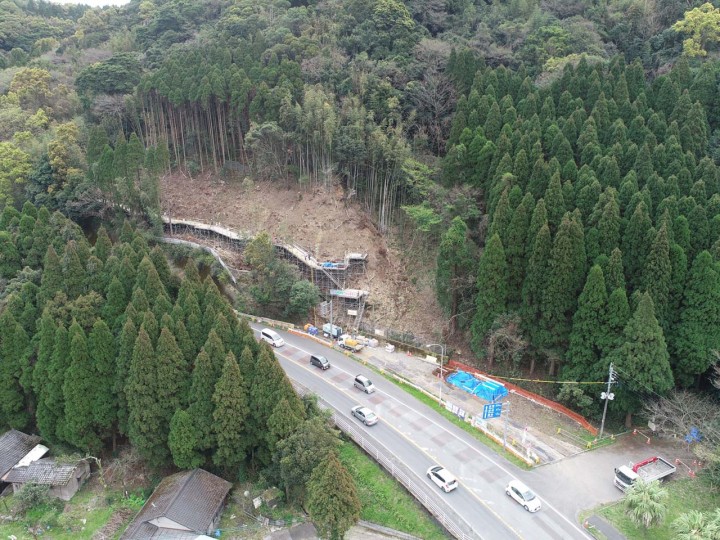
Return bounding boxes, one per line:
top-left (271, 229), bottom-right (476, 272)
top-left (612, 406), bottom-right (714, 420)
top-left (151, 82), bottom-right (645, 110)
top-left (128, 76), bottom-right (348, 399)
top-left (261, 328), bottom-right (285, 347)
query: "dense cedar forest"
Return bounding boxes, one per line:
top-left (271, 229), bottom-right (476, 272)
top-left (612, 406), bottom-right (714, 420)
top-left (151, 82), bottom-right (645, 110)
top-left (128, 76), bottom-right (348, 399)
top-left (1, 0), bottom-right (720, 484)
top-left (0, 209), bottom-right (357, 532)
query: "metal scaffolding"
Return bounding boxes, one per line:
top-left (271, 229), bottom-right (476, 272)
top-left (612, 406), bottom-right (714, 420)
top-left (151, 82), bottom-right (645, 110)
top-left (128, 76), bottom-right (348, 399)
top-left (162, 216), bottom-right (369, 305)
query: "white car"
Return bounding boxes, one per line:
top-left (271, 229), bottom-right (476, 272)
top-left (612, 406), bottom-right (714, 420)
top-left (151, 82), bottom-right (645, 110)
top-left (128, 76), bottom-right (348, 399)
top-left (426, 465), bottom-right (458, 493)
top-left (351, 405), bottom-right (378, 426)
top-left (506, 480), bottom-right (541, 512)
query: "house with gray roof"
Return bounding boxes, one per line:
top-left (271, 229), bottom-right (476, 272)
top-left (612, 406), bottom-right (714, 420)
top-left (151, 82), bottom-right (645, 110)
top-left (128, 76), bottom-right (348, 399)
top-left (120, 469), bottom-right (232, 540)
top-left (0, 430), bottom-right (43, 495)
top-left (3, 458), bottom-right (90, 501)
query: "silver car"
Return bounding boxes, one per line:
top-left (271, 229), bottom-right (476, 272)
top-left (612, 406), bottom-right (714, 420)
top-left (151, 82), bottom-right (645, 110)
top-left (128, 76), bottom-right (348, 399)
top-left (351, 405), bottom-right (378, 426)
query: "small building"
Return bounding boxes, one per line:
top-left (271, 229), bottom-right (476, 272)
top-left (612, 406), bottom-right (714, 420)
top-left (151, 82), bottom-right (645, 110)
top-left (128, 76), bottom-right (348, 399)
top-left (0, 430), bottom-right (43, 496)
top-left (120, 469), bottom-right (232, 540)
top-left (3, 458), bottom-right (90, 501)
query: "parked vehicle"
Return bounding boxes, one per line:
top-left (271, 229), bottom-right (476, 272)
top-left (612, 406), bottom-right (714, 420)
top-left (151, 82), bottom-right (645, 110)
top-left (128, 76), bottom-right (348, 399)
top-left (310, 354), bottom-right (330, 370)
top-left (351, 405), bottom-right (378, 426)
top-left (261, 328), bottom-right (285, 347)
top-left (353, 375), bottom-right (376, 394)
top-left (427, 465), bottom-right (458, 493)
top-left (338, 334), bottom-right (364, 352)
top-left (505, 480), bottom-right (541, 512)
top-left (322, 323), bottom-right (342, 339)
top-left (614, 456), bottom-right (677, 491)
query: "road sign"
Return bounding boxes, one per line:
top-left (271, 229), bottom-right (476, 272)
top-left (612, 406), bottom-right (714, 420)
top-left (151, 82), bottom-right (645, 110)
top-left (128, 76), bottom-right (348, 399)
top-left (482, 402), bottom-right (503, 420)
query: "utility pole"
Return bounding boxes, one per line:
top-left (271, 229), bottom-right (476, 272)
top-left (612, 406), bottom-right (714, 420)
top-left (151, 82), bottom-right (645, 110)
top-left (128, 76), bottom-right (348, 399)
top-left (329, 291), bottom-right (334, 341)
top-left (599, 363), bottom-right (616, 439)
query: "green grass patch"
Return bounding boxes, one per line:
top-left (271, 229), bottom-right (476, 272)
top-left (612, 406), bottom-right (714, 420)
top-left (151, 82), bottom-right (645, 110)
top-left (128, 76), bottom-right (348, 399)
top-left (593, 477), bottom-right (720, 539)
top-left (339, 441), bottom-right (448, 540)
top-left (384, 374), bottom-right (531, 470)
top-left (0, 486), bottom-right (143, 540)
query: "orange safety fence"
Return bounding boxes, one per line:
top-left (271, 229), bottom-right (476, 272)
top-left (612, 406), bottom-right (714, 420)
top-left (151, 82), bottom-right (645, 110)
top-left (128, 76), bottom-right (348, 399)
top-left (446, 360), bottom-right (598, 436)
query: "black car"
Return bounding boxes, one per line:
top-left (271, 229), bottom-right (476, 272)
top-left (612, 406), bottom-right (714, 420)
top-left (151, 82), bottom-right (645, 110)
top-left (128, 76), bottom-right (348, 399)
top-left (310, 354), bottom-right (331, 370)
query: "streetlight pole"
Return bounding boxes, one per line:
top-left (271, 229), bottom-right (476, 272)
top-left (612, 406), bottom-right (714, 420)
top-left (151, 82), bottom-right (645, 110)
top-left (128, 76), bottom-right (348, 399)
top-left (426, 343), bottom-right (446, 404)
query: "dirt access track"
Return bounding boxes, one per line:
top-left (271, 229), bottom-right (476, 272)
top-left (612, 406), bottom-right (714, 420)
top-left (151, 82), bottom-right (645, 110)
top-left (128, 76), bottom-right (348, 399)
top-left (160, 172), bottom-right (443, 339)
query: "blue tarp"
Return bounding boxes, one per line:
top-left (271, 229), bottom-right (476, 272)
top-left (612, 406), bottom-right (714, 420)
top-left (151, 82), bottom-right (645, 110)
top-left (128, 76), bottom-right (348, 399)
top-left (447, 370), bottom-right (508, 402)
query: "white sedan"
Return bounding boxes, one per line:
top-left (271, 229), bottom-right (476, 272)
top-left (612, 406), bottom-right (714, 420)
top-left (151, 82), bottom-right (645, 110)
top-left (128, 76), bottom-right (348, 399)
top-left (506, 480), bottom-right (541, 512)
top-left (351, 405), bottom-right (378, 426)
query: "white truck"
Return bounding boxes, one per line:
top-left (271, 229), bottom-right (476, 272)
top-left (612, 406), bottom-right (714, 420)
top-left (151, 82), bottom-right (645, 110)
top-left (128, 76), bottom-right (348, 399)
top-left (338, 334), bottom-right (364, 352)
top-left (614, 456), bottom-right (676, 491)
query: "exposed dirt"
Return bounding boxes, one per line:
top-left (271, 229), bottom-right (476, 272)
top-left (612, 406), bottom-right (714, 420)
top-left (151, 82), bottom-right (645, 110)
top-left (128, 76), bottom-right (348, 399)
top-left (160, 172), bottom-right (443, 339)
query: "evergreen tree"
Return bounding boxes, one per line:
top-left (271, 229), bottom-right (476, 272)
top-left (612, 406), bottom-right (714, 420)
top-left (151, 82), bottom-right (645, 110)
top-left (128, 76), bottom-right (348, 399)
top-left (0, 311), bottom-right (29, 429)
top-left (276, 417), bottom-right (340, 502)
top-left (604, 287), bottom-right (631, 356)
top-left (62, 241), bottom-right (86, 299)
top-left (32, 310), bottom-right (55, 396)
top-left (489, 189), bottom-right (511, 244)
top-left (641, 226), bottom-right (672, 331)
top-left (169, 409), bottom-right (204, 469)
top-left (38, 323), bottom-right (69, 441)
top-left (505, 193), bottom-right (533, 306)
top-left (115, 317), bottom-right (136, 436)
top-left (544, 172), bottom-right (565, 234)
top-left (0, 232), bottom-right (20, 279)
top-left (251, 346), bottom-right (303, 465)
top-left (306, 452), bottom-right (361, 540)
top-left (103, 277), bottom-right (128, 334)
top-left (667, 243), bottom-right (688, 331)
top-left (541, 214), bottom-right (587, 363)
top-left (526, 198), bottom-right (547, 254)
top-left (267, 398), bottom-right (304, 452)
top-left (605, 248), bottom-right (626, 293)
top-left (436, 217), bottom-right (474, 330)
top-left (149, 246), bottom-right (174, 294)
top-left (94, 226), bottom-right (112, 263)
top-left (622, 202), bottom-right (652, 290)
top-left (39, 245), bottom-right (63, 303)
top-left (564, 265), bottom-right (609, 381)
top-left (608, 293), bottom-right (673, 427)
top-left (672, 251), bottom-right (720, 387)
top-left (63, 321), bottom-right (101, 451)
top-left (127, 328), bottom-right (164, 465)
top-left (522, 224), bottom-right (552, 352)
top-left (213, 352), bottom-right (249, 470)
top-left (470, 234), bottom-right (508, 355)
top-left (89, 319), bottom-right (116, 438)
top-left (151, 327), bottom-right (188, 465)
top-left (187, 349), bottom-right (220, 456)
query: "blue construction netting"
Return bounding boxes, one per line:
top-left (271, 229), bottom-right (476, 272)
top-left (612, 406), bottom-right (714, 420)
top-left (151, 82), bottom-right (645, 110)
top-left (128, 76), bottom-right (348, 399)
top-left (446, 370), bottom-right (508, 402)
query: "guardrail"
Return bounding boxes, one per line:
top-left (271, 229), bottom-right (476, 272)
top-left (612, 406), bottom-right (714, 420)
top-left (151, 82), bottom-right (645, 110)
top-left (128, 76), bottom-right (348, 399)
top-left (292, 384), bottom-right (481, 540)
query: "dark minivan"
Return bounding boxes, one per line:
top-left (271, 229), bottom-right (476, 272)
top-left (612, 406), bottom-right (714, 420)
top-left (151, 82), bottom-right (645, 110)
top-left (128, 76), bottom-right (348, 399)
top-left (310, 354), bottom-right (331, 370)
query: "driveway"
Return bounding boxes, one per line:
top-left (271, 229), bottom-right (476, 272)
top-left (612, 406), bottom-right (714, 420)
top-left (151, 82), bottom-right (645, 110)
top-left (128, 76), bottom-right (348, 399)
top-left (527, 432), bottom-right (695, 519)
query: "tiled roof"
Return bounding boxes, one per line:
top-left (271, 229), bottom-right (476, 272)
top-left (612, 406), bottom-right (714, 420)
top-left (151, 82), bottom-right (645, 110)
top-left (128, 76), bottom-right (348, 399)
top-left (0, 430), bottom-right (42, 479)
top-left (3, 458), bottom-right (83, 486)
top-left (120, 469), bottom-right (232, 539)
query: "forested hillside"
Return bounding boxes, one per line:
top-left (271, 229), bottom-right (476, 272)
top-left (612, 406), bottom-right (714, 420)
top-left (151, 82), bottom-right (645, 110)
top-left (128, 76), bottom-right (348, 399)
top-left (0, 205), bottom-right (355, 527)
top-left (2, 0), bottom-right (720, 432)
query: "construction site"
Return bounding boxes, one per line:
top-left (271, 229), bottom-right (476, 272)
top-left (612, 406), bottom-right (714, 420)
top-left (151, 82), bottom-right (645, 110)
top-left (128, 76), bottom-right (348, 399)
top-left (162, 216), bottom-right (371, 331)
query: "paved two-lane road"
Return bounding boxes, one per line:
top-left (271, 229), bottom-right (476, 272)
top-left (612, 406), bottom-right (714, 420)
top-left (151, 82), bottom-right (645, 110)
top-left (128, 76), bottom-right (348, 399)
top-left (253, 325), bottom-right (591, 540)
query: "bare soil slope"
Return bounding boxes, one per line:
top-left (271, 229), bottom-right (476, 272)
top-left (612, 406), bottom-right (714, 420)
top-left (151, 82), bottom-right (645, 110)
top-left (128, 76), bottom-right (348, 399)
top-left (160, 173), bottom-right (443, 339)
